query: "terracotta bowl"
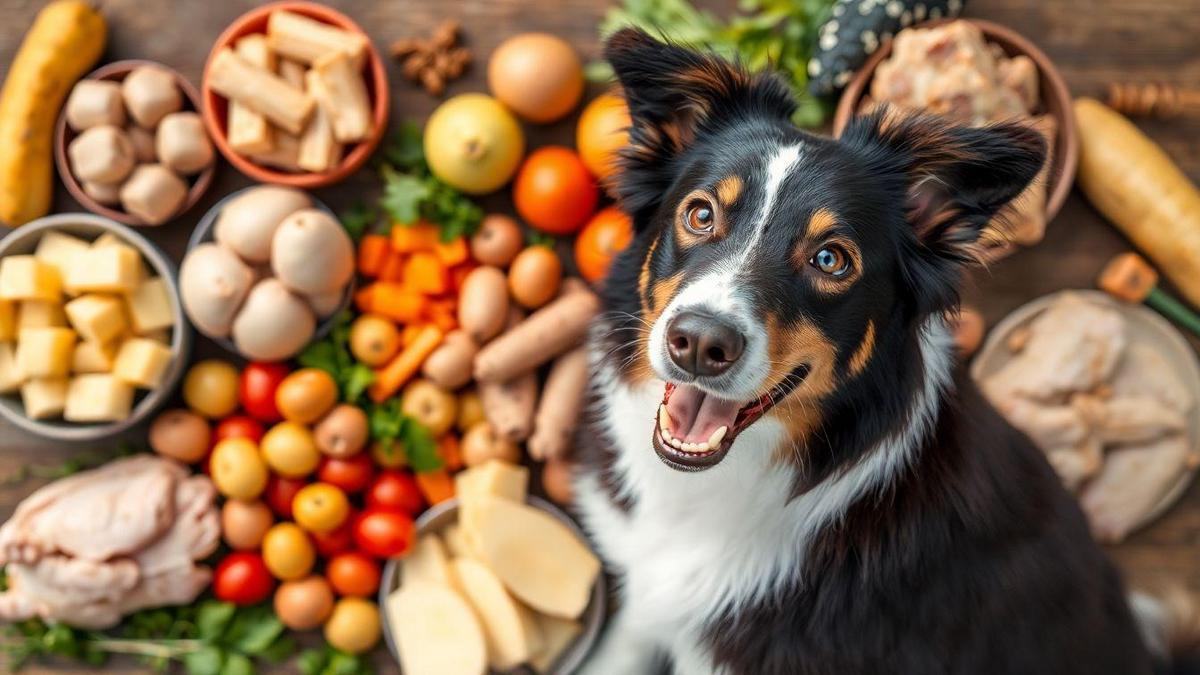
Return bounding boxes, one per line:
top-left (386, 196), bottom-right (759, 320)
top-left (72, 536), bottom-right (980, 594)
top-left (832, 18), bottom-right (1078, 225)
top-left (202, 1), bottom-right (390, 188)
top-left (54, 60), bottom-right (215, 227)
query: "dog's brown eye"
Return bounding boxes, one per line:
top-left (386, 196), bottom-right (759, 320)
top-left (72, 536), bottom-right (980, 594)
top-left (811, 246), bottom-right (850, 277)
top-left (685, 201), bottom-right (715, 234)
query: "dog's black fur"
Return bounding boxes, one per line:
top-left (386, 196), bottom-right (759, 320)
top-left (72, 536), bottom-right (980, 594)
top-left (576, 28), bottom-right (1173, 674)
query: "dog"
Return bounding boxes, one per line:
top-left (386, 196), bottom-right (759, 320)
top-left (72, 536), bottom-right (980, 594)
top-left (572, 28), bottom-right (1196, 675)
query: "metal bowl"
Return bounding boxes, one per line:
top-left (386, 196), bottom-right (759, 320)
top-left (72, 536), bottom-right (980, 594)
top-left (379, 497), bottom-right (607, 674)
top-left (185, 186), bottom-right (354, 356)
top-left (0, 213), bottom-right (192, 441)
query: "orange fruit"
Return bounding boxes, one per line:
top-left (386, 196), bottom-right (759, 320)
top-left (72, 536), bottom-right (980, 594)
top-left (513, 146), bottom-right (598, 235)
top-left (576, 92), bottom-right (631, 186)
top-left (574, 207), bottom-right (634, 283)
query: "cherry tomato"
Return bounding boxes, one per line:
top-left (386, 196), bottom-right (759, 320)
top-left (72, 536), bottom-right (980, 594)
top-left (213, 415), bottom-right (265, 446)
top-left (353, 510), bottom-right (415, 559)
top-left (318, 454), bottom-right (376, 494)
top-left (213, 552), bottom-right (275, 606)
top-left (311, 514), bottom-right (356, 557)
top-left (264, 475), bottom-right (307, 519)
top-left (513, 146), bottom-right (598, 235)
top-left (326, 551), bottom-right (382, 597)
top-left (239, 362), bottom-right (290, 422)
top-left (365, 470), bottom-right (425, 517)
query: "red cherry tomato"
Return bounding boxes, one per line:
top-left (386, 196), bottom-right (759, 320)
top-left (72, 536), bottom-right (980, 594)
top-left (311, 514), bottom-right (356, 557)
top-left (326, 551), bottom-right (382, 597)
top-left (353, 510), bottom-right (415, 559)
top-left (318, 454), bottom-right (376, 494)
top-left (213, 415), bottom-right (265, 446)
top-left (239, 362), bottom-right (289, 422)
top-left (365, 470), bottom-right (424, 517)
top-left (213, 552), bottom-right (275, 606)
top-left (264, 475), bottom-right (307, 519)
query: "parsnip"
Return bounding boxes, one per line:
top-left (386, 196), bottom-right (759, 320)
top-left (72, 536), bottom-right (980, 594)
top-left (0, 1), bottom-right (107, 225)
top-left (267, 10), bottom-right (368, 67)
top-left (1075, 98), bottom-right (1200, 307)
top-left (228, 35), bottom-right (276, 155)
top-left (528, 346), bottom-right (589, 460)
top-left (311, 51), bottom-right (372, 143)
top-left (474, 289), bottom-right (600, 383)
top-left (298, 70), bottom-right (342, 172)
top-left (247, 132), bottom-right (302, 173)
top-left (208, 48), bottom-right (313, 135)
top-left (279, 60), bottom-right (307, 88)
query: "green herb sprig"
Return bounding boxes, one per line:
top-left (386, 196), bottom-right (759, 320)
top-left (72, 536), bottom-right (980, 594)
top-left (378, 122), bottom-right (484, 242)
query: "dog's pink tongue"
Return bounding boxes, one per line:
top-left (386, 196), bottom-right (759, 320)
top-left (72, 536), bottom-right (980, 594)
top-left (665, 384), bottom-right (741, 443)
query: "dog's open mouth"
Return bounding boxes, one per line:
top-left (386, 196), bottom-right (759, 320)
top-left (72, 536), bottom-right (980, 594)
top-left (652, 365), bottom-right (811, 471)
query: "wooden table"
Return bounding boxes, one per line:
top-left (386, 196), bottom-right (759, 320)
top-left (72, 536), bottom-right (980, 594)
top-left (1, 0), bottom-right (1199, 671)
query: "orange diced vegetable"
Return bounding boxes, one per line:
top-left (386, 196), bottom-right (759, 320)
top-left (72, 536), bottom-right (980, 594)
top-left (433, 237), bottom-right (469, 267)
top-left (403, 252), bottom-right (449, 295)
top-left (390, 223), bottom-right (440, 252)
top-left (379, 251), bottom-right (407, 283)
top-left (424, 297), bottom-right (458, 332)
top-left (437, 434), bottom-right (463, 472)
top-left (415, 469), bottom-right (455, 505)
top-left (369, 324), bottom-right (444, 403)
top-left (1098, 252), bottom-right (1158, 303)
top-left (371, 283), bottom-right (427, 324)
top-left (354, 285), bottom-right (376, 313)
top-left (357, 234), bottom-right (390, 277)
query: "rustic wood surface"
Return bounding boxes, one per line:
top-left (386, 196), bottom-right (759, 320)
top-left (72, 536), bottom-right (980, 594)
top-left (0, 0), bottom-right (1199, 671)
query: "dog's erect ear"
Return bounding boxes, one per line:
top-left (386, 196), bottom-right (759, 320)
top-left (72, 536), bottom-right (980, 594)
top-left (603, 28), bottom-right (795, 226)
top-left (844, 109), bottom-right (1046, 314)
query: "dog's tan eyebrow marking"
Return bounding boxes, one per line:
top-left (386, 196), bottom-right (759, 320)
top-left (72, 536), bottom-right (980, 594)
top-left (807, 208), bottom-right (839, 240)
top-left (715, 175), bottom-right (743, 206)
top-left (848, 320), bottom-right (876, 377)
top-left (639, 237), bottom-right (660, 313)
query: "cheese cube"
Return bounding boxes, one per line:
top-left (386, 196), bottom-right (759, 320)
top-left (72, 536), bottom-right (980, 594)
top-left (112, 338), bottom-right (172, 388)
top-left (142, 329), bottom-right (171, 345)
top-left (0, 343), bottom-right (24, 393)
top-left (15, 328), bottom-right (75, 378)
top-left (466, 460), bottom-right (529, 502)
top-left (72, 340), bottom-right (119, 374)
top-left (124, 277), bottom-right (174, 334)
top-left (442, 524), bottom-right (475, 559)
top-left (21, 378), bottom-right (68, 419)
top-left (91, 232), bottom-right (124, 249)
top-left (64, 295), bottom-right (127, 344)
top-left (65, 247), bottom-right (141, 294)
top-left (0, 256), bottom-right (61, 302)
top-left (64, 374), bottom-right (134, 422)
top-left (0, 300), bottom-right (14, 341)
top-left (35, 231), bottom-right (90, 280)
top-left (17, 301), bottom-right (67, 329)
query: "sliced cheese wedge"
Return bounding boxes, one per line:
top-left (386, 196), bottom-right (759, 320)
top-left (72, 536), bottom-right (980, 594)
top-left (443, 523), bottom-right (476, 559)
top-left (450, 557), bottom-right (543, 671)
top-left (473, 497), bottom-right (601, 619)
top-left (387, 582), bottom-right (487, 675)
top-left (403, 533), bottom-right (453, 588)
top-left (530, 613), bottom-right (583, 673)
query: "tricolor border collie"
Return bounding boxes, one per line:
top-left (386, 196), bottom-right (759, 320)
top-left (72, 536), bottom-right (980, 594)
top-left (573, 28), bottom-right (1195, 675)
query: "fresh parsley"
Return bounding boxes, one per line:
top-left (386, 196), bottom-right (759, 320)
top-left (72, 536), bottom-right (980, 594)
top-left (368, 399), bottom-right (442, 473)
top-left (296, 644), bottom-right (374, 675)
top-left (298, 311), bottom-right (376, 405)
top-left (377, 122), bottom-right (484, 242)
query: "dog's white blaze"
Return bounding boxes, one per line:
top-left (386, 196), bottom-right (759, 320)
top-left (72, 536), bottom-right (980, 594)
top-left (733, 142), bottom-right (803, 270)
top-left (576, 318), bottom-right (954, 675)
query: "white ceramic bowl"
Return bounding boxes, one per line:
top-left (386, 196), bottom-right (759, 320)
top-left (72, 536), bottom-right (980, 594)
top-left (379, 496), bottom-right (607, 674)
top-left (0, 213), bottom-right (191, 441)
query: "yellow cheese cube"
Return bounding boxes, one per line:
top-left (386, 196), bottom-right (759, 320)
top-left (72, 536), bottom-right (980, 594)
top-left (17, 300), bottom-right (67, 330)
top-left (15, 328), bottom-right (75, 378)
top-left (91, 232), bottom-right (124, 249)
top-left (466, 460), bottom-right (529, 502)
top-left (64, 295), bottom-right (127, 344)
top-left (142, 329), bottom-right (171, 345)
top-left (0, 300), bottom-right (14, 341)
top-left (72, 340), bottom-right (119, 374)
top-left (21, 378), bottom-right (68, 419)
top-left (113, 338), bottom-right (172, 388)
top-left (0, 256), bottom-right (61, 302)
top-left (124, 278), bottom-right (174, 334)
top-left (0, 343), bottom-right (24, 393)
top-left (65, 247), bottom-right (142, 294)
top-left (64, 374), bottom-right (134, 422)
top-left (35, 232), bottom-right (90, 279)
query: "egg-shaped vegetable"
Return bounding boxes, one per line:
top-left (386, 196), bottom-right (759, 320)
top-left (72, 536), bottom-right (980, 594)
top-left (179, 243), bottom-right (255, 338)
top-left (488, 33), bottom-right (584, 124)
top-left (271, 208), bottom-right (355, 295)
top-left (424, 94), bottom-right (524, 195)
top-left (215, 186), bottom-right (311, 264)
top-left (231, 279), bottom-right (316, 361)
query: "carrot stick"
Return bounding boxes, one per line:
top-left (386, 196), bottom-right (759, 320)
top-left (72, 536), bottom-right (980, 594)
top-left (390, 223), bottom-right (440, 252)
top-left (437, 434), bottom-right (463, 472)
top-left (378, 250), bottom-right (407, 283)
top-left (473, 288), bottom-right (600, 383)
top-left (371, 283), bottom-right (427, 324)
top-left (369, 325), bottom-right (444, 403)
top-left (416, 469), bottom-right (455, 505)
top-left (357, 234), bottom-right (390, 277)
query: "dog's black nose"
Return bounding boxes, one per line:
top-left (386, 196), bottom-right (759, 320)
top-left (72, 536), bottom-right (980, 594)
top-left (666, 310), bottom-right (745, 377)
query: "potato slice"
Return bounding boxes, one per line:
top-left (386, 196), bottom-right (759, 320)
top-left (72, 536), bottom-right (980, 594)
top-left (403, 534), bottom-right (453, 588)
top-left (530, 613), bottom-right (582, 673)
top-left (473, 497), bottom-right (600, 619)
top-left (386, 582), bottom-right (487, 675)
top-left (450, 557), bottom-right (542, 670)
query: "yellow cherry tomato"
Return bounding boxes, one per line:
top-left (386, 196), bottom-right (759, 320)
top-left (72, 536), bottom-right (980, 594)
top-left (292, 483), bottom-right (350, 534)
top-left (261, 522), bottom-right (315, 581)
top-left (183, 360), bottom-right (239, 419)
top-left (324, 598), bottom-right (381, 654)
top-left (261, 421), bottom-right (321, 478)
top-left (210, 438), bottom-right (268, 500)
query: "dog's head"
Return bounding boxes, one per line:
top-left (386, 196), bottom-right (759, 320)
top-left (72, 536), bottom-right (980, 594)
top-left (600, 29), bottom-right (1045, 473)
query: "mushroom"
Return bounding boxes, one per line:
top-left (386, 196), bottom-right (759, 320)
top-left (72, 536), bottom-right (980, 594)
top-left (119, 164), bottom-right (188, 226)
top-left (232, 278), bottom-right (316, 361)
top-left (179, 243), bottom-right (255, 338)
top-left (214, 186), bottom-right (311, 263)
top-left (271, 208), bottom-right (354, 295)
top-left (121, 64), bottom-right (182, 128)
top-left (68, 125), bottom-right (135, 184)
top-left (155, 112), bottom-right (213, 175)
top-left (65, 80), bottom-right (125, 131)
top-left (82, 180), bottom-right (121, 206)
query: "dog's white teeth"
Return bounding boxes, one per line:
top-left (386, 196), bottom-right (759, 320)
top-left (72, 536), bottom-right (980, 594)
top-left (669, 438), bottom-right (684, 449)
top-left (658, 405), bottom-right (671, 432)
top-left (693, 442), bottom-right (710, 453)
top-left (708, 426), bottom-right (728, 448)
top-left (681, 442), bottom-right (696, 452)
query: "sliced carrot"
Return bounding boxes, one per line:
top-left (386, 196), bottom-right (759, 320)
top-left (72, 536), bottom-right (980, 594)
top-left (415, 468), bottom-right (455, 505)
top-left (371, 283), bottom-right (427, 324)
top-left (401, 323), bottom-right (428, 348)
top-left (354, 285), bottom-right (376, 313)
top-left (422, 297), bottom-right (458, 333)
top-left (379, 250), bottom-right (407, 283)
top-left (369, 324), bottom-right (444, 403)
top-left (437, 434), bottom-right (463, 472)
top-left (433, 237), bottom-right (469, 267)
top-left (403, 252), bottom-right (449, 295)
top-left (390, 222), bottom-right (440, 253)
top-left (357, 234), bottom-right (390, 278)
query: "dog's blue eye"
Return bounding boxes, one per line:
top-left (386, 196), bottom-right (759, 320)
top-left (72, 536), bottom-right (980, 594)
top-left (685, 202), bottom-right (715, 234)
top-left (811, 246), bottom-right (850, 277)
